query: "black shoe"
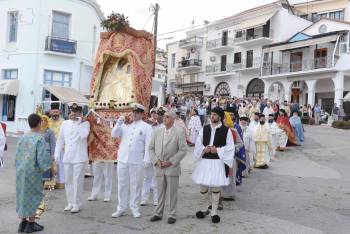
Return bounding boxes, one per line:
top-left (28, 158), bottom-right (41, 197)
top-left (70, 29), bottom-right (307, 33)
top-left (223, 197), bottom-right (235, 201)
top-left (18, 220), bottom-right (27, 233)
top-left (218, 204), bottom-right (223, 211)
top-left (260, 165), bottom-right (269, 169)
top-left (150, 215), bottom-right (162, 222)
top-left (24, 222), bottom-right (44, 233)
top-left (211, 215), bottom-right (220, 223)
top-left (167, 217), bottom-right (176, 224)
top-left (196, 211), bottom-right (205, 219)
top-left (208, 205), bottom-right (212, 210)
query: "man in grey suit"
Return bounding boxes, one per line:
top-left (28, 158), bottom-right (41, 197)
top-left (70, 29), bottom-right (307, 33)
top-left (149, 111), bottom-right (187, 224)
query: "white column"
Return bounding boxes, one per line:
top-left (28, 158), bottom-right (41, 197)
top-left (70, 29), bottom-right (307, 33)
top-left (305, 80), bottom-right (317, 106)
top-left (263, 80), bottom-right (271, 99)
top-left (282, 81), bottom-right (292, 102)
top-left (332, 72), bottom-right (344, 106)
top-left (158, 82), bottom-right (164, 107)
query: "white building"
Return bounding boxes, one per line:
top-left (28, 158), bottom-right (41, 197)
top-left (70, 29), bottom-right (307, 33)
top-left (261, 18), bottom-right (350, 114)
top-left (167, 0), bottom-right (311, 99)
top-left (292, 0), bottom-right (350, 22)
top-left (0, 0), bottom-right (104, 133)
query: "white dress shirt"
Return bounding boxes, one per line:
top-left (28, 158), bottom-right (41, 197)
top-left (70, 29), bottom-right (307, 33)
top-left (193, 123), bottom-right (235, 168)
top-left (55, 120), bottom-right (90, 164)
top-left (112, 119), bottom-right (152, 165)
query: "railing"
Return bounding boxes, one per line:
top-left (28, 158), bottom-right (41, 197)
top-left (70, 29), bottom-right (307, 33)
top-left (179, 36), bottom-right (203, 47)
top-left (262, 57), bottom-right (336, 76)
top-left (206, 58), bottom-right (261, 73)
top-left (178, 59), bottom-right (202, 68)
top-left (45, 36), bottom-right (77, 54)
top-left (234, 27), bottom-right (273, 43)
top-left (207, 38), bottom-right (234, 50)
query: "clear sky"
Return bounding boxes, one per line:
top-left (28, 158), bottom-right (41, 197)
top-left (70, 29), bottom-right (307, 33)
top-left (97, 0), bottom-right (305, 48)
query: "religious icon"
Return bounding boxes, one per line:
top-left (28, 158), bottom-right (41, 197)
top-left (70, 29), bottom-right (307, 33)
top-left (97, 57), bottom-right (134, 105)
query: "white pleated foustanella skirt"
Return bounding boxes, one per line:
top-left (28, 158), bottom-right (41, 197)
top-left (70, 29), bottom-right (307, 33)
top-left (192, 159), bottom-right (229, 187)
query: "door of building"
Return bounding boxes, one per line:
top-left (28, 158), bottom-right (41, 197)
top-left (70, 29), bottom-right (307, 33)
top-left (290, 52), bottom-right (303, 72)
top-left (314, 48), bottom-right (327, 68)
top-left (246, 50), bottom-right (253, 68)
top-left (221, 55), bottom-right (227, 71)
top-left (222, 30), bottom-right (228, 46)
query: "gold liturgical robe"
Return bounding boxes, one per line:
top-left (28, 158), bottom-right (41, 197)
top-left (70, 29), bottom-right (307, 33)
top-left (253, 124), bottom-right (272, 167)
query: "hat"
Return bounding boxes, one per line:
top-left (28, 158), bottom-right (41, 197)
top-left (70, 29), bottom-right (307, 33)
top-left (254, 112), bottom-right (260, 116)
top-left (157, 106), bottom-right (165, 115)
top-left (259, 114), bottom-right (265, 118)
top-left (268, 114), bottom-right (274, 117)
top-left (240, 116), bottom-right (249, 122)
top-left (133, 103), bottom-right (145, 113)
top-left (70, 103), bottom-right (82, 113)
top-left (150, 108), bottom-right (157, 114)
top-left (211, 107), bottom-right (224, 121)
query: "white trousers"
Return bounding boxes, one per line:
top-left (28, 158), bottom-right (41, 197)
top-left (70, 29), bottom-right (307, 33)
top-left (141, 165), bottom-right (158, 204)
top-left (64, 162), bottom-right (86, 208)
top-left (90, 162), bottom-right (114, 199)
top-left (56, 152), bottom-right (65, 183)
top-left (116, 162), bottom-right (143, 213)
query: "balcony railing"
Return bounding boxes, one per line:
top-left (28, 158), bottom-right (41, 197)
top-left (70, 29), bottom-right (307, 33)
top-left (262, 57), bottom-right (335, 76)
top-left (207, 38), bottom-right (234, 50)
top-left (206, 58), bottom-right (261, 74)
top-left (45, 36), bottom-right (77, 54)
top-left (178, 59), bottom-right (202, 68)
top-left (234, 27), bottom-right (273, 43)
top-left (179, 36), bottom-right (203, 48)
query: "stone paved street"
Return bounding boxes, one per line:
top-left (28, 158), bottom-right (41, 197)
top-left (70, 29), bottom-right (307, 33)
top-left (1, 125), bottom-right (350, 234)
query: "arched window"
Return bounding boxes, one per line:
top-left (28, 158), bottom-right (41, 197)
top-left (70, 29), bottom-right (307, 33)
top-left (246, 78), bottom-right (264, 99)
top-left (215, 82), bottom-right (230, 96)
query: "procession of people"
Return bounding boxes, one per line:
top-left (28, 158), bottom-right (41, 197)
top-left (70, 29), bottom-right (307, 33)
top-left (13, 93), bottom-right (310, 233)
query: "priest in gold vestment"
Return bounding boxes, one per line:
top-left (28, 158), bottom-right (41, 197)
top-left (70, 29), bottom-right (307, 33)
top-left (50, 109), bottom-right (65, 189)
top-left (253, 114), bottom-right (272, 169)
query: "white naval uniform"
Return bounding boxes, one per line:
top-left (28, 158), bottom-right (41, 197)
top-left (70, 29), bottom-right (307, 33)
top-left (55, 119), bottom-right (90, 209)
top-left (89, 161), bottom-right (115, 200)
top-left (112, 119), bottom-right (152, 215)
top-left (141, 121), bottom-right (162, 205)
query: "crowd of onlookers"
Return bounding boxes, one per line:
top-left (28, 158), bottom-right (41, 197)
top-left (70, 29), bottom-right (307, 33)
top-left (162, 94), bottom-right (347, 126)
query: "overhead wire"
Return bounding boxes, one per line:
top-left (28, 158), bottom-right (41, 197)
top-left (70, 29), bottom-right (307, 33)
top-left (157, 23), bottom-right (207, 37)
top-left (142, 13), bottom-right (153, 30)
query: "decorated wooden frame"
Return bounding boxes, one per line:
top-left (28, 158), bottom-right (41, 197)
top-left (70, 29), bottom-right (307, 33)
top-left (87, 27), bottom-right (154, 162)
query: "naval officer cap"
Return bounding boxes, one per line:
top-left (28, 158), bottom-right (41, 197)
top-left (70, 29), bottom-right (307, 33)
top-left (69, 103), bottom-right (82, 113)
top-left (240, 116), bottom-right (249, 122)
top-left (133, 103), bottom-right (146, 113)
top-left (150, 108), bottom-right (157, 114)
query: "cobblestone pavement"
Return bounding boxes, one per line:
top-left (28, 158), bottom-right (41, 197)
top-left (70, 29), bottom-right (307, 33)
top-left (1, 125), bottom-right (350, 234)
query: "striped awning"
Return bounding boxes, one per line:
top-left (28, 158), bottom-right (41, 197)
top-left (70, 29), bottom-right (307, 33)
top-left (43, 85), bottom-right (88, 104)
top-left (0, 80), bottom-right (19, 96)
top-left (263, 34), bottom-right (339, 52)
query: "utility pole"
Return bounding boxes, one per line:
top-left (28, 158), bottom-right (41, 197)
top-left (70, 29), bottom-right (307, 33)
top-left (152, 3), bottom-right (160, 78)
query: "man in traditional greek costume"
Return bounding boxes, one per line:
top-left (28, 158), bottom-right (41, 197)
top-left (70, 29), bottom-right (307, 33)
top-left (192, 107), bottom-right (235, 223)
top-left (252, 114), bottom-right (272, 169)
top-left (50, 109), bottom-right (65, 189)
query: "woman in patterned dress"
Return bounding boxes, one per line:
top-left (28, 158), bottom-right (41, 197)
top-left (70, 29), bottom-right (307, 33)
top-left (16, 114), bottom-right (51, 233)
